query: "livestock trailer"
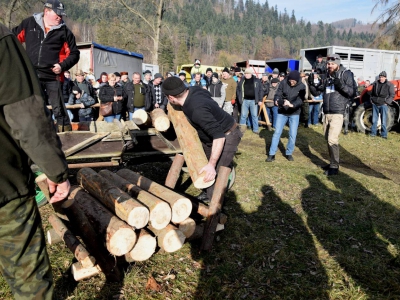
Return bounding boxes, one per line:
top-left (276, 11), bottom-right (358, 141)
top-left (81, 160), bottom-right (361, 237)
top-left (265, 58), bottom-right (299, 74)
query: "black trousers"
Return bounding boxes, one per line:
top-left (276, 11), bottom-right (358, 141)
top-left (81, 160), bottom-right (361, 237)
top-left (40, 80), bottom-right (70, 128)
top-left (202, 127), bottom-right (242, 200)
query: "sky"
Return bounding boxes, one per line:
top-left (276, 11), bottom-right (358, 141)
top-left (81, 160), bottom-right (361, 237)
top-left (263, 0), bottom-right (384, 24)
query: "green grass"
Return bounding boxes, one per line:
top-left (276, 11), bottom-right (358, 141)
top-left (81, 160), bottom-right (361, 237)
top-left (1, 126), bottom-right (400, 299)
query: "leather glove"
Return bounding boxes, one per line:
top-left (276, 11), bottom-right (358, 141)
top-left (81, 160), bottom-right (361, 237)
top-left (333, 77), bottom-right (343, 90)
top-left (231, 99), bottom-right (235, 105)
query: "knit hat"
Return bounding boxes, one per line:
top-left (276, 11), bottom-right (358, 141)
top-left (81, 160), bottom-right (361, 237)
top-left (379, 71), bottom-right (387, 77)
top-left (279, 72), bottom-right (286, 77)
top-left (206, 67), bottom-right (213, 73)
top-left (143, 70), bottom-right (151, 75)
top-left (72, 86), bottom-right (82, 94)
top-left (286, 68), bottom-right (292, 73)
top-left (244, 68), bottom-right (253, 74)
top-left (154, 73), bottom-right (163, 79)
top-left (222, 67), bottom-right (230, 74)
top-left (86, 74), bottom-right (95, 81)
top-left (272, 68), bottom-right (279, 75)
top-left (114, 72), bottom-right (121, 77)
top-left (287, 70), bottom-right (300, 82)
top-left (317, 54), bottom-right (323, 58)
top-left (327, 54), bottom-right (341, 65)
top-left (212, 72), bottom-right (219, 79)
top-left (271, 78), bottom-right (279, 84)
top-left (162, 77), bottom-right (187, 96)
top-left (178, 72), bottom-right (186, 77)
top-left (262, 73), bottom-right (269, 77)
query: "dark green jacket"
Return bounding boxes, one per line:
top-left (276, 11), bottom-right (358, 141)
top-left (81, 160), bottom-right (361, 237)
top-left (0, 23), bottom-right (68, 205)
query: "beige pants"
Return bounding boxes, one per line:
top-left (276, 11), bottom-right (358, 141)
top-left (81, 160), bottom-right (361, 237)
top-left (323, 114), bottom-right (343, 169)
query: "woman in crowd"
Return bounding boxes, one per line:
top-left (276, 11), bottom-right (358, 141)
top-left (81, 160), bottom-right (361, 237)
top-left (99, 73), bottom-right (125, 122)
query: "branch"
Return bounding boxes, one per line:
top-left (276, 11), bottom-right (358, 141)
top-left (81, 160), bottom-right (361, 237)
top-left (118, 0), bottom-right (155, 33)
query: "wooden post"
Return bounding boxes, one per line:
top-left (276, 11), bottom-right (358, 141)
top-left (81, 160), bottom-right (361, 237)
top-left (200, 166), bottom-right (231, 251)
top-left (77, 168), bottom-right (150, 229)
top-left (150, 108), bottom-right (170, 132)
top-left (187, 223), bottom-right (225, 241)
top-left (167, 103), bottom-right (214, 189)
top-left (46, 228), bottom-right (63, 245)
top-left (190, 201), bottom-right (228, 225)
top-left (258, 97), bottom-right (272, 127)
top-left (67, 186), bottom-right (137, 256)
top-left (62, 192), bottom-right (124, 282)
top-left (99, 170), bottom-right (171, 230)
top-left (147, 223), bottom-right (186, 253)
top-left (125, 229), bottom-right (157, 262)
top-left (116, 169), bottom-right (192, 224)
top-left (165, 154), bottom-right (185, 189)
top-left (35, 173), bottom-right (51, 201)
top-left (48, 214), bottom-right (95, 268)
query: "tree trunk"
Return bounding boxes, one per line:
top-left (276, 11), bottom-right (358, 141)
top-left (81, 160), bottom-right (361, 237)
top-left (165, 154), bottom-right (184, 189)
top-left (153, 0), bottom-right (165, 65)
top-left (48, 214), bottom-right (95, 268)
top-left (68, 186), bottom-right (137, 256)
top-left (99, 170), bottom-right (171, 230)
top-left (132, 110), bottom-right (152, 127)
top-left (62, 194), bottom-right (124, 281)
top-left (167, 103), bottom-right (214, 189)
top-left (77, 168), bottom-right (149, 229)
top-left (125, 229), bottom-right (156, 262)
top-left (150, 108), bottom-right (170, 132)
top-left (116, 169), bottom-right (192, 224)
top-left (147, 223), bottom-right (185, 253)
top-left (201, 166), bottom-right (231, 251)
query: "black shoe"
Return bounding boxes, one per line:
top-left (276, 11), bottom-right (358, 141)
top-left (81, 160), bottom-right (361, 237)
top-left (324, 168), bottom-right (339, 176)
top-left (304, 124), bottom-right (309, 128)
top-left (266, 155), bottom-right (275, 162)
top-left (321, 164), bottom-right (330, 171)
top-left (286, 155), bottom-right (294, 161)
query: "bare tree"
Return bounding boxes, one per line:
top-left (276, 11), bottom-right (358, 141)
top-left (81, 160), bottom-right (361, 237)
top-left (3, 0), bottom-right (31, 29)
top-left (372, 0), bottom-right (400, 47)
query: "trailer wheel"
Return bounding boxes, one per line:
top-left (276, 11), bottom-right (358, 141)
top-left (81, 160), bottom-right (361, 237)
top-left (354, 103), bottom-right (395, 133)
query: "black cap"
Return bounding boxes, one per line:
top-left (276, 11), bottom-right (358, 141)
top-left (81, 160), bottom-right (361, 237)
top-left (206, 67), bottom-right (213, 73)
top-left (162, 77), bottom-right (187, 96)
top-left (143, 70), bottom-right (152, 75)
top-left (317, 54), bottom-right (323, 58)
top-left (72, 86), bottom-right (81, 94)
top-left (379, 71), bottom-right (387, 77)
top-left (222, 67), bottom-right (230, 73)
top-left (178, 72), bottom-right (186, 77)
top-left (114, 72), bottom-right (121, 77)
top-left (271, 78), bottom-right (279, 84)
top-left (287, 70), bottom-right (300, 82)
top-left (154, 73), bottom-right (163, 79)
top-left (212, 72), bottom-right (219, 79)
top-left (279, 72), bottom-right (286, 77)
top-left (44, 0), bottom-right (66, 16)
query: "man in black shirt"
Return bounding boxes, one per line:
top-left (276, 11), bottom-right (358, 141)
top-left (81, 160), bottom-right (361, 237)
top-left (162, 77), bottom-right (242, 201)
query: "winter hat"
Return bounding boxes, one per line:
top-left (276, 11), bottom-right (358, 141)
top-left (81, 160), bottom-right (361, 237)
top-left (206, 67), bottom-right (213, 73)
top-left (234, 67), bottom-right (241, 72)
top-left (317, 54), bottom-right (323, 58)
top-left (244, 68), bottom-right (253, 74)
top-left (279, 72), bottom-right (286, 77)
top-left (114, 72), bottom-right (121, 77)
top-left (222, 67), bottom-right (230, 74)
top-left (162, 77), bottom-right (187, 96)
top-left (154, 73), bottom-right (163, 79)
top-left (271, 78), bottom-right (279, 84)
top-left (72, 86), bottom-right (82, 94)
top-left (379, 71), bottom-right (387, 77)
top-left (272, 68), bottom-right (279, 75)
top-left (212, 72), bottom-right (219, 79)
top-left (143, 70), bottom-right (152, 75)
top-left (178, 72), bottom-right (186, 77)
top-left (262, 73), bottom-right (269, 77)
top-left (327, 54), bottom-right (341, 65)
top-left (286, 68), bottom-right (292, 73)
top-left (287, 70), bottom-right (301, 82)
top-left (86, 74), bottom-right (95, 81)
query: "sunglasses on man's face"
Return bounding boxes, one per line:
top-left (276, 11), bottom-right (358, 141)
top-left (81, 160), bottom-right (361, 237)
top-left (326, 57), bottom-right (338, 61)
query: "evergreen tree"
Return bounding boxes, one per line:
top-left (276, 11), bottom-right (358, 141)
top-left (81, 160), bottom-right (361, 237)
top-left (176, 41), bottom-right (190, 69)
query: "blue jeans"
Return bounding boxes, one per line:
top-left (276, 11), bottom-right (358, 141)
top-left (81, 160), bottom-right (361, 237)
top-left (129, 107), bottom-right (145, 120)
top-left (266, 106), bottom-right (278, 128)
top-left (308, 103), bottom-right (320, 125)
top-left (240, 99), bottom-right (259, 132)
top-left (104, 114), bottom-right (121, 123)
top-left (371, 103), bottom-right (388, 137)
top-left (269, 114), bottom-right (300, 155)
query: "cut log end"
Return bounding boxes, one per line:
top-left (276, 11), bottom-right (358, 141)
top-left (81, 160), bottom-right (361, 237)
top-left (178, 218), bottom-right (196, 238)
top-left (148, 202), bottom-right (172, 230)
top-left (171, 198), bottom-right (193, 224)
top-left (160, 229), bottom-right (186, 253)
top-left (126, 230), bottom-right (157, 262)
top-left (108, 227), bottom-right (137, 256)
top-left (193, 176), bottom-right (215, 189)
top-left (71, 262), bottom-right (101, 281)
top-left (132, 110), bottom-right (149, 125)
top-left (127, 207), bottom-right (150, 229)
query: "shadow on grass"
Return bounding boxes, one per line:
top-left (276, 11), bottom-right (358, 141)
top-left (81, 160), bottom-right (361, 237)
top-left (296, 127), bottom-right (389, 180)
top-left (190, 186), bottom-right (329, 299)
top-left (302, 174), bottom-right (400, 297)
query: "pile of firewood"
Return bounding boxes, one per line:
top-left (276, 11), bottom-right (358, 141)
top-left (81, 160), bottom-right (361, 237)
top-left (44, 166), bottom-right (228, 282)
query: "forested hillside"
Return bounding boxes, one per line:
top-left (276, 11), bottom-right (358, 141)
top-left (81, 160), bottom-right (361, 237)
top-left (1, 0), bottom-right (376, 71)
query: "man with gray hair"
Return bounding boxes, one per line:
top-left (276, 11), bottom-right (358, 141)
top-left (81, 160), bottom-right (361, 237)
top-left (319, 54), bottom-right (356, 175)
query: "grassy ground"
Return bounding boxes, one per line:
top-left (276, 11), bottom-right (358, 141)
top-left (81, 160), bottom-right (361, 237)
top-left (1, 125), bottom-right (400, 299)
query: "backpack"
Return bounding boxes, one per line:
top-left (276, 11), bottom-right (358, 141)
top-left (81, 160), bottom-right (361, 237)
top-left (337, 69), bottom-right (357, 99)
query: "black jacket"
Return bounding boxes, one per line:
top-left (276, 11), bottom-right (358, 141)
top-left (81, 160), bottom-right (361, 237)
top-left (237, 76), bottom-right (263, 104)
top-left (146, 81), bottom-right (168, 111)
top-left (320, 66), bottom-right (356, 115)
top-left (370, 80), bottom-right (395, 106)
top-left (63, 78), bottom-right (74, 103)
top-left (124, 81), bottom-right (151, 112)
top-left (0, 24), bottom-right (68, 205)
top-left (12, 13), bottom-right (79, 81)
top-left (68, 92), bottom-right (95, 117)
top-left (274, 79), bottom-right (305, 115)
top-left (308, 75), bottom-right (323, 97)
top-left (99, 83), bottom-right (125, 115)
top-left (261, 80), bottom-right (270, 97)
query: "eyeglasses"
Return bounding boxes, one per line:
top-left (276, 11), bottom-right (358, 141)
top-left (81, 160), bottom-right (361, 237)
top-left (326, 57), bottom-right (338, 61)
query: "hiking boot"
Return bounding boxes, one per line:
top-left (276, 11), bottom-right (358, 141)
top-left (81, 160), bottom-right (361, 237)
top-left (324, 168), bottom-right (339, 176)
top-left (266, 155), bottom-right (275, 162)
top-left (321, 164), bottom-right (330, 171)
top-left (286, 155), bottom-right (294, 161)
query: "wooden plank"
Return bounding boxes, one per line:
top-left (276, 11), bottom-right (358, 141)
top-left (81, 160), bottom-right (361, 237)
top-left (154, 130), bottom-right (177, 151)
top-left (62, 132), bottom-right (110, 157)
top-left (47, 103), bottom-right (100, 110)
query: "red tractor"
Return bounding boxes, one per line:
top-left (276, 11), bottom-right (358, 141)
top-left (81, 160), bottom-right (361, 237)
top-left (353, 80), bottom-right (400, 133)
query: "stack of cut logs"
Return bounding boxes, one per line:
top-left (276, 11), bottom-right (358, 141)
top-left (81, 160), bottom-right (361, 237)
top-left (44, 167), bottom-right (228, 282)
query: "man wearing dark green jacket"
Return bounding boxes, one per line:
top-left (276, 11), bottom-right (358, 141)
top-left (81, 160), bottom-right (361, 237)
top-left (0, 23), bottom-right (70, 299)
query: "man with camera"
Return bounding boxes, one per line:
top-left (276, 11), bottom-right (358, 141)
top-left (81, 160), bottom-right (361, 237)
top-left (319, 54), bottom-right (356, 175)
